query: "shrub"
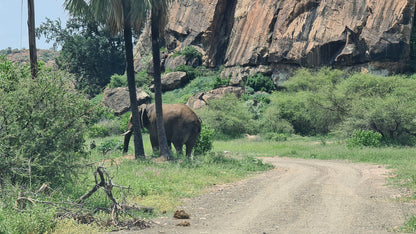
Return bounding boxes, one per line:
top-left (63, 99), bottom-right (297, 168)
top-left (262, 132), bottom-right (289, 142)
top-left (108, 71), bottom-right (152, 89)
top-left (108, 73), bottom-right (127, 88)
top-left (0, 204), bottom-right (56, 234)
top-left (181, 46), bottom-right (202, 61)
top-left (284, 67), bottom-right (344, 92)
top-left (338, 75), bottom-right (416, 145)
top-left (213, 75), bottom-right (230, 88)
top-left (265, 92), bottom-right (313, 135)
top-left (194, 123), bottom-right (214, 155)
top-left (0, 60), bottom-right (93, 187)
top-left (89, 124), bottom-right (110, 138)
top-left (196, 94), bottom-right (256, 137)
top-left (347, 130), bottom-right (382, 148)
top-left (174, 65), bottom-right (202, 81)
top-left (246, 73), bottom-right (276, 93)
top-left (97, 139), bottom-right (124, 154)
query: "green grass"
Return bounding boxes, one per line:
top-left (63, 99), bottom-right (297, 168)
top-left (214, 136), bottom-right (416, 189)
top-left (5, 133), bottom-right (416, 233)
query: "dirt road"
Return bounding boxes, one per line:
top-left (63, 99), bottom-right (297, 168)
top-left (133, 157), bottom-right (415, 233)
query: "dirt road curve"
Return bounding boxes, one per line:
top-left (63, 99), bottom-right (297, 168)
top-left (133, 157), bottom-right (415, 234)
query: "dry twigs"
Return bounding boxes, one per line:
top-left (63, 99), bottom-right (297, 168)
top-left (76, 166), bottom-right (152, 227)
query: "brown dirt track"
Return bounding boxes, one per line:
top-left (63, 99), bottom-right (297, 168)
top-left (124, 157), bottom-right (416, 234)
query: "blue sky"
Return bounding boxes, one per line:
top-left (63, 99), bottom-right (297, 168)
top-left (0, 0), bottom-right (69, 50)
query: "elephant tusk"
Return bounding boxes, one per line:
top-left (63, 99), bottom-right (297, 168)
top-left (121, 130), bottom-right (132, 136)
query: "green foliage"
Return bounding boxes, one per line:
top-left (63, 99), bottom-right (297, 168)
top-left (273, 68), bottom-right (416, 146)
top-left (174, 65), bottom-right (203, 81)
top-left (194, 123), bottom-right (215, 155)
top-left (0, 55), bottom-right (30, 92)
top-left (181, 46), bottom-right (202, 61)
top-left (262, 132), bottom-right (289, 142)
top-left (108, 74), bottom-right (127, 88)
top-left (197, 94), bottom-right (257, 137)
top-left (162, 72), bottom-right (218, 104)
top-left (0, 203), bottom-right (56, 234)
top-left (246, 73), bottom-right (276, 92)
top-left (337, 73), bottom-right (416, 145)
top-left (89, 124), bottom-right (110, 138)
top-left (97, 139), bottom-right (124, 153)
top-left (347, 130), bottom-right (383, 148)
top-left (37, 16), bottom-right (125, 97)
top-left (0, 60), bottom-right (93, 187)
top-left (284, 67), bottom-right (344, 92)
top-left (108, 70), bottom-right (152, 89)
top-left (213, 75), bottom-right (230, 88)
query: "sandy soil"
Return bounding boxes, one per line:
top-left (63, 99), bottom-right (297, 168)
top-left (125, 157), bottom-right (416, 234)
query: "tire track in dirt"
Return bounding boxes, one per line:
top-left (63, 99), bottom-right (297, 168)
top-left (128, 157), bottom-right (415, 234)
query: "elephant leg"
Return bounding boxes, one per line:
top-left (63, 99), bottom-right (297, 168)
top-left (185, 137), bottom-right (198, 157)
top-left (173, 142), bottom-right (183, 156)
top-left (150, 135), bottom-right (159, 153)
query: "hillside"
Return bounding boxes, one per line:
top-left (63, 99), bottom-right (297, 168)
top-left (1, 48), bottom-right (58, 67)
top-left (134, 0), bottom-right (415, 82)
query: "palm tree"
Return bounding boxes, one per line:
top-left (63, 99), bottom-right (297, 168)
top-left (64, 0), bottom-right (174, 160)
top-left (64, 0), bottom-right (146, 159)
top-left (149, 0), bottom-right (172, 159)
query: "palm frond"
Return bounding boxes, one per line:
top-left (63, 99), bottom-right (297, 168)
top-left (64, 0), bottom-right (90, 16)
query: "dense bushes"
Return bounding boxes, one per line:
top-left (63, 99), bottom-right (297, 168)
top-left (197, 94), bottom-right (257, 138)
top-left (196, 67), bottom-right (416, 146)
top-left (273, 68), bottom-right (416, 145)
top-left (0, 59), bottom-right (93, 187)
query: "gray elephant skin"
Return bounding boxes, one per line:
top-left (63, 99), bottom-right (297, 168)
top-left (123, 103), bottom-right (201, 156)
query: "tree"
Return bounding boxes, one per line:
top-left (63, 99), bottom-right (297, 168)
top-left (37, 16), bottom-right (126, 97)
top-left (27, 0), bottom-right (37, 78)
top-left (150, 0), bottom-right (172, 159)
top-left (64, 0), bottom-right (146, 158)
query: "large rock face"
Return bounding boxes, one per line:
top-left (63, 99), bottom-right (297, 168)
top-left (135, 0), bottom-right (415, 73)
top-left (103, 88), bottom-right (151, 115)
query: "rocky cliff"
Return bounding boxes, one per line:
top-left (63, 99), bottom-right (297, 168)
top-left (135, 0), bottom-right (416, 76)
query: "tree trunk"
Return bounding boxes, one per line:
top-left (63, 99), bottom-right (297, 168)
top-left (151, 8), bottom-right (172, 160)
top-left (27, 0), bottom-right (37, 79)
top-left (123, 14), bottom-right (145, 159)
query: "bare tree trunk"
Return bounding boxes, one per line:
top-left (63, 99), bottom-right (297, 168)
top-left (123, 3), bottom-right (145, 159)
top-left (151, 8), bottom-right (172, 160)
top-left (27, 0), bottom-right (37, 79)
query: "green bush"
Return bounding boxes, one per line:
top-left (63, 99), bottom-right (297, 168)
top-left (97, 139), bottom-right (124, 154)
top-left (338, 74), bottom-right (416, 145)
top-left (0, 204), bottom-right (56, 234)
top-left (181, 46), bottom-right (202, 61)
top-left (284, 67), bottom-right (344, 92)
top-left (197, 94), bottom-right (257, 137)
top-left (213, 75), bottom-right (230, 88)
top-left (194, 123), bottom-right (214, 155)
top-left (347, 130), bottom-right (382, 148)
top-left (174, 65), bottom-right (202, 81)
top-left (262, 132), bottom-right (289, 142)
top-left (0, 59), bottom-right (93, 187)
top-left (108, 70), bottom-right (152, 89)
top-left (89, 124), bottom-right (110, 138)
top-left (108, 73), bottom-right (127, 88)
top-left (246, 73), bottom-right (276, 93)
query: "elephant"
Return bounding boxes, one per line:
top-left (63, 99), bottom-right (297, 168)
top-left (123, 103), bottom-right (201, 156)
